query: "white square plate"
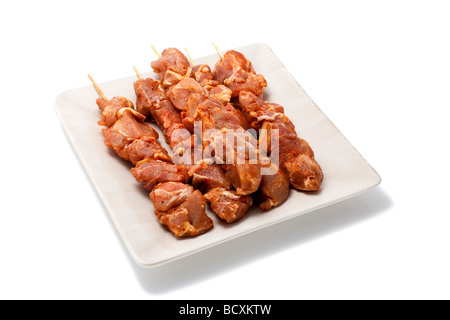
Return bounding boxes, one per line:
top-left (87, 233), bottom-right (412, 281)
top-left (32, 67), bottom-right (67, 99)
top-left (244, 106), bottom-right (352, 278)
top-left (55, 43), bottom-right (381, 267)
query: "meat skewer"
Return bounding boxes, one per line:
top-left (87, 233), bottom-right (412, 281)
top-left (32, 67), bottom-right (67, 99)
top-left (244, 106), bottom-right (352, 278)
top-left (88, 75), bottom-right (213, 237)
top-left (150, 47), bottom-right (263, 197)
top-left (238, 91), bottom-right (323, 191)
top-left (182, 48), bottom-right (235, 108)
top-left (150, 47), bottom-right (234, 111)
top-left (181, 48), bottom-right (290, 209)
top-left (210, 44), bottom-right (267, 98)
top-left (210, 44), bottom-right (323, 191)
top-left (133, 66), bottom-right (253, 223)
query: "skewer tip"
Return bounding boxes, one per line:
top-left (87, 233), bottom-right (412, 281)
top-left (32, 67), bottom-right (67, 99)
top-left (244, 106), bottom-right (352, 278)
top-left (151, 45), bottom-right (162, 59)
top-left (88, 74), bottom-right (107, 101)
top-left (183, 48), bottom-right (195, 67)
top-left (133, 66), bottom-right (144, 80)
top-left (212, 42), bottom-right (224, 59)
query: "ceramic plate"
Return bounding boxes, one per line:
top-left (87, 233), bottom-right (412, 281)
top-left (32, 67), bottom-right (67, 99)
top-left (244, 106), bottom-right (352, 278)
top-left (54, 43), bottom-right (381, 267)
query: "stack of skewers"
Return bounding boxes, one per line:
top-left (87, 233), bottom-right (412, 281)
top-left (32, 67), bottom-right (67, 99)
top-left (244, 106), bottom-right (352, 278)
top-left (88, 44), bottom-right (323, 238)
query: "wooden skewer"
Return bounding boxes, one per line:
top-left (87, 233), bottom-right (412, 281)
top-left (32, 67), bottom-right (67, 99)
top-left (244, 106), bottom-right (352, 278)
top-left (184, 48), bottom-right (195, 67)
top-left (88, 74), bottom-right (107, 100)
top-left (151, 45), bottom-right (162, 59)
top-left (133, 66), bottom-right (144, 80)
top-left (212, 42), bottom-right (224, 60)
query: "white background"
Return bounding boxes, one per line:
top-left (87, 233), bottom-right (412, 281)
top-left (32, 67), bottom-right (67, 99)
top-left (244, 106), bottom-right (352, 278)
top-left (1, 0), bottom-right (449, 300)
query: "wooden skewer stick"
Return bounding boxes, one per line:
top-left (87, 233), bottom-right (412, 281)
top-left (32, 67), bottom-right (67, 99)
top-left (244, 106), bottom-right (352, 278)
top-left (184, 48), bottom-right (195, 67)
top-left (133, 66), bottom-right (144, 80)
top-left (212, 42), bottom-right (224, 60)
top-left (88, 74), bottom-right (107, 100)
top-left (151, 45), bottom-right (162, 59)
